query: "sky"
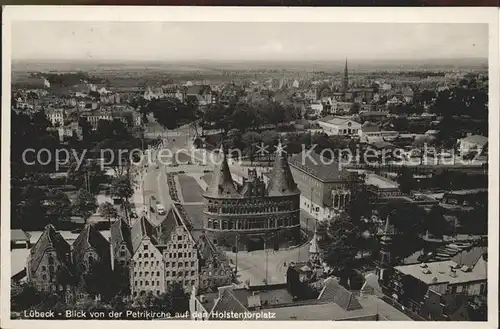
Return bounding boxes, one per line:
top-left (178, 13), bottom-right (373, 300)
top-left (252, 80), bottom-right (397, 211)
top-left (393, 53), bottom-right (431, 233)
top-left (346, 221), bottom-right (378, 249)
top-left (11, 22), bottom-right (488, 61)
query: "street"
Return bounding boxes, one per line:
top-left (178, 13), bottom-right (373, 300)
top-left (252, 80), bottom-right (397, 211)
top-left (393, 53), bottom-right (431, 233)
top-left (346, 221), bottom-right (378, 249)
top-left (137, 124), bottom-right (316, 286)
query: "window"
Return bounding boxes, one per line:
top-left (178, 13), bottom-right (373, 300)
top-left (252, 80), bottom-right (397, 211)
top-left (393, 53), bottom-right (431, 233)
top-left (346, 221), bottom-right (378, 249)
top-left (191, 261), bottom-right (195, 267)
top-left (138, 253), bottom-right (142, 258)
top-left (172, 262), bottom-right (176, 267)
top-left (139, 272), bottom-right (142, 277)
top-left (178, 262), bottom-right (183, 268)
top-left (145, 261), bottom-right (149, 267)
top-left (145, 271), bottom-right (149, 276)
top-left (157, 271), bottom-right (160, 276)
top-left (185, 262), bottom-right (189, 267)
top-left (188, 252), bottom-right (192, 258)
top-left (140, 281), bottom-right (143, 286)
top-left (157, 281), bottom-right (160, 286)
top-left (177, 235), bottom-right (182, 241)
top-left (156, 261), bottom-right (159, 266)
top-left (166, 271), bottom-right (170, 276)
top-left (178, 272), bottom-right (183, 277)
top-left (150, 253), bottom-right (154, 258)
top-left (151, 281), bottom-right (155, 286)
top-left (172, 271), bottom-right (177, 276)
top-left (145, 281), bottom-right (149, 286)
top-left (144, 245), bottom-right (149, 250)
top-left (185, 271), bottom-right (189, 276)
top-left (119, 251), bottom-right (126, 257)
top-left (165, 262), bottom-right (170, 267)
top-left (42, 274), bottom-right (47, 280)
top-left (134, 281), bottom-right (138, 286)
top-left (134, 272), bottom-right (137, 277)
top-left (191, 280), bottom-right (195, 286)
top-left (191, 271), bottom-right (195, 276)
top-left (42, 266), bottom-right (47, 271)
top-left (178, 243), bottom-right (182, 249)
top-left (178, 252), bottom-right (182, 258)
top-left (184, 244), bottom-right (187, 249)
top-left (169, 253), bottom-right (172, 258)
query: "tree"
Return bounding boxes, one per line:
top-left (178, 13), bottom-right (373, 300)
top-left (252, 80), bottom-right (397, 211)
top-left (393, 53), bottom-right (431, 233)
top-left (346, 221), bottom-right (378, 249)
top-left (424, 206), bottom-right (449, 238)
top-left (11, 283), bottom-right (52, 312)
top-left (72, 189), bottom-right (98, 220)
top-left (346, 190), bottom-right (372, 224)
top-left (111, 174), bottom-right (135, 221)
top-left (225, 128), bottom-right (243, 150)
top-left (45, 189), bottom-right (72, 222)
top-left (396, 167), bottom-right (415, 194)
top-left (99, 202), bottom-right (118, 226)
top-left (320, 217), bottom-right (361, 287)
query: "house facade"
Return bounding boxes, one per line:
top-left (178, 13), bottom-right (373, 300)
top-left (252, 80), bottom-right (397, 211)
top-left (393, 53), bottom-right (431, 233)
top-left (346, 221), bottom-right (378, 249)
top-left (317, 116), bottom-right (361, 136)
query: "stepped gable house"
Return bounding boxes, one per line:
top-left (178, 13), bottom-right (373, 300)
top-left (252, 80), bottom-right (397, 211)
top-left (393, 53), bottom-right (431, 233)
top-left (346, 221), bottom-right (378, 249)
top-left (129, 206), bottom-right (199, 297)
top-left (202, 142), bottom-right (301, 252)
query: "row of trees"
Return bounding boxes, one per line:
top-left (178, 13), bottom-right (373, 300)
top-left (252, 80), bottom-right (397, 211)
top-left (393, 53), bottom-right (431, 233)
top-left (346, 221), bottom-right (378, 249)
top-left (200, 100), bottom-right (302, 134)
top-left (11, 109), bottom-right (138, 230)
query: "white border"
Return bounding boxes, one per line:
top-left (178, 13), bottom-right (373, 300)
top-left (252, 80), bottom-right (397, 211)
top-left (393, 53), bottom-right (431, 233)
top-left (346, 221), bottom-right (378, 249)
top-left (1, 6), bottom-right (498, 329)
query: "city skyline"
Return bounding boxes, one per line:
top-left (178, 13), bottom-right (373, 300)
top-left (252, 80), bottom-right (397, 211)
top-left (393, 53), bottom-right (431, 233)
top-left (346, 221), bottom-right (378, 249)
top-left (12, 22), bottom-right (488, 62)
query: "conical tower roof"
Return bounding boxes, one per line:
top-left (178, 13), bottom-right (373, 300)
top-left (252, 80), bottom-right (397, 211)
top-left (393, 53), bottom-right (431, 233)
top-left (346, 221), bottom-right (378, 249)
top-left (380, 215), bottom-right (393, 242)
top-left (267, 140), bottom-right (299, 197)
top-left (204, 145), bottom-right (240, 199)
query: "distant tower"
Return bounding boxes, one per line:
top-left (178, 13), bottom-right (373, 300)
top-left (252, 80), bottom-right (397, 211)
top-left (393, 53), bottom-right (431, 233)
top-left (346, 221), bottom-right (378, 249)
top-left (343, 58), bottom-right (349, 94)
top-left (377, 215), bottom-right (393, 283)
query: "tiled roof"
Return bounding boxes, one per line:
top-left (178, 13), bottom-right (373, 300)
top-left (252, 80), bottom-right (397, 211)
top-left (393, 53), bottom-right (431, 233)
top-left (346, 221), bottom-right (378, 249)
top-left (110, 218), bottom-right (133, 255)
top-left (289, 152), bottom-right (351, 182)
top-left (318, 277), bottom-right (363, 311)
top-left (131, 216), bottom-right (158, 252)
top-left (210, 288), bottom-right (249, 316)
top-left (28, 225), bottom-right (71, 275)
top-left (72, 223), bottom-right (110, 267)
top-left (156, 207), bottom-right (181, 245)
top-left (267, 141), bottom-right (300, 197)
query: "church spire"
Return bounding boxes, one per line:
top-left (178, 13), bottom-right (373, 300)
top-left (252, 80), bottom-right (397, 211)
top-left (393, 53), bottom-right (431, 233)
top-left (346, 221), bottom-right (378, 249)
top-left (204, 144), bottom-right (240, 198)
top-left (377, 215), bottom-right (393, 282)
top-left (267, 138), bottom-right (299, 197)
top-left (343, 58), bottom-right (349, 94)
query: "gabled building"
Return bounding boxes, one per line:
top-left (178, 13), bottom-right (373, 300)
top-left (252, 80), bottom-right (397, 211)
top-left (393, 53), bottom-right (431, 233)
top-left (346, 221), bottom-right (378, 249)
top-left (129, 216), bottom-right (164, 297)
top-left (197, 234), bottom-right (233, 291)
top-left (110, 218), bottom-right (133, 269)
top-left (26, 225), bottom-right (73, 293)
top-left (159, 206), bottom-right (199, 293)
top-left (72, 223), bottom-right (111, 276)
top-left (130, 206), bottom-right (199, 297)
